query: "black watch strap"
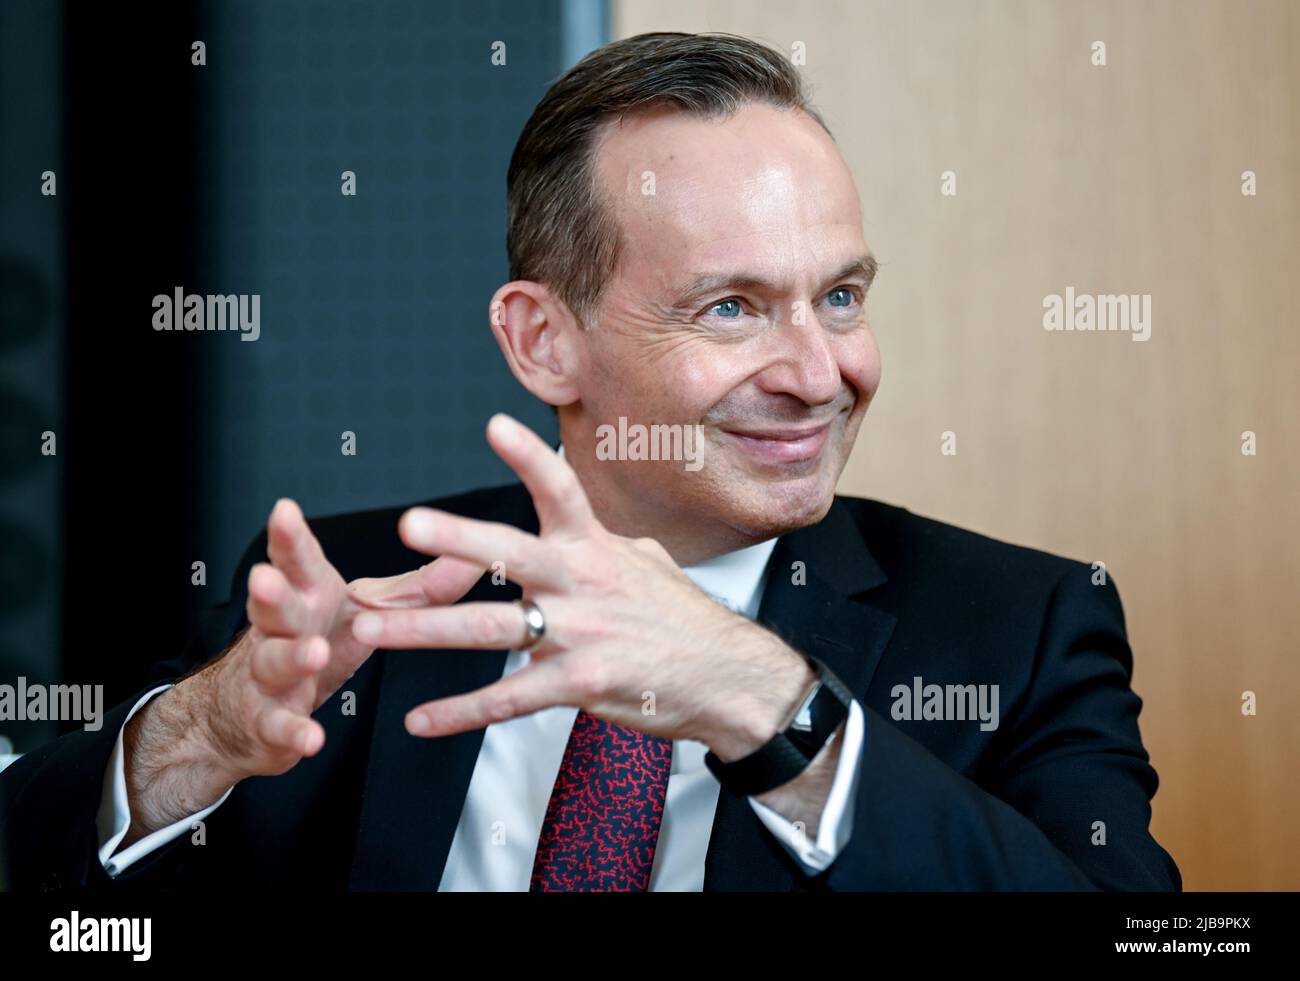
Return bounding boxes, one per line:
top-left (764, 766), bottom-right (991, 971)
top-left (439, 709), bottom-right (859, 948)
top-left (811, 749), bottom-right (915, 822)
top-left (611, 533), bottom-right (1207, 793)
top-left (704, 655), bottom-right (854, 797)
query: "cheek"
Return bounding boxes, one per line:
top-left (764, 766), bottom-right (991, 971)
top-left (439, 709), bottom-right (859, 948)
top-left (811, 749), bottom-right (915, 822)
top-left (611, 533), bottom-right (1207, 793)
top-left (588, 327), bottom-right (744, 420)
top-left (837, 329), bottom-right (882, 403)
top-left (585, 313), bottom-right (882, 422)
top-left (664, 358), bottom-right (751, 418)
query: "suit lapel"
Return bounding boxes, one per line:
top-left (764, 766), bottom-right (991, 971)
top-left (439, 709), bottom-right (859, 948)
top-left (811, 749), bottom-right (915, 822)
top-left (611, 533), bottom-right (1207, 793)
top-left (704, 497), bottom-right (898, 891)
top-left (347, 485), bottom-right (536, 890)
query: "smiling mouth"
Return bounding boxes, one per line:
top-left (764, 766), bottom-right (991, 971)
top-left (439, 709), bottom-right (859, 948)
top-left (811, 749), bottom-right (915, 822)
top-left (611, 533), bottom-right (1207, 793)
top-left (718, 420), bottom-right (834, 464)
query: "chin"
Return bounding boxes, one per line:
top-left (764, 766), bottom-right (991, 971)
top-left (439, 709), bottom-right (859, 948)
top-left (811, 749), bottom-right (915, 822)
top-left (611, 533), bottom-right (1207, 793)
top-left (719, 473), bottom-right (837, 540)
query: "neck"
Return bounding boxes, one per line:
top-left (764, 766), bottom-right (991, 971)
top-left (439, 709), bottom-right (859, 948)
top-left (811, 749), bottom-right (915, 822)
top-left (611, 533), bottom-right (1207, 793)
top-left (583, 478), bottom-right (771, 566)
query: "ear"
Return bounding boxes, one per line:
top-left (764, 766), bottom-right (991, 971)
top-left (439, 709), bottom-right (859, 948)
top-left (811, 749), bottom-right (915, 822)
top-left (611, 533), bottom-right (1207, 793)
top-left (488, 281), bottom-right (582, 409)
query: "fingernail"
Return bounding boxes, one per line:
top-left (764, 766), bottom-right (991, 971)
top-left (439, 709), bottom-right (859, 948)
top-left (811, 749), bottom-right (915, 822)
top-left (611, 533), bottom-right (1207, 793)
top-left (404, 509), bottom-right (436, 546)
top-left (352, 612), bottom-right (382, 643)
top-left (407, 710), bottom-right (430, 735)
top-left (490, 413), bottom-right (519, 445)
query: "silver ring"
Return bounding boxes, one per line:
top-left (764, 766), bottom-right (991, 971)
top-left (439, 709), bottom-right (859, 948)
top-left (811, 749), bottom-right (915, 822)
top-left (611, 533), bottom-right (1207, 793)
top-left (513, 598), bottom-right (546, 652)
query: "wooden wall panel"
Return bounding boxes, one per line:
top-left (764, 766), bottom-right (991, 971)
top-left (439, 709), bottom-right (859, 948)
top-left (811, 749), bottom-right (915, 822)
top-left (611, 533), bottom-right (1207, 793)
top-left (614, 0), bottom-right (1300, 890)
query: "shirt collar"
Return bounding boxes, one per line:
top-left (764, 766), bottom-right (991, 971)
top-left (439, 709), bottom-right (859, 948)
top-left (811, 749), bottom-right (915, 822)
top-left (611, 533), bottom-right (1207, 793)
top-left (680, 538), bottom-right (777, 619)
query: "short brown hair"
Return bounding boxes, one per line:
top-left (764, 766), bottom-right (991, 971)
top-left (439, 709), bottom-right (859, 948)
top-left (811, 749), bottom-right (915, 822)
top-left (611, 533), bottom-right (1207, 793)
top-left (506, 31), bottom-right (831, 330)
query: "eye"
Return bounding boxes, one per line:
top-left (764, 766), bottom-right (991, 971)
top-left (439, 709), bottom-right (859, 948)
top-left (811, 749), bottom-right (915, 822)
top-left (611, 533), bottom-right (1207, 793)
top-left (826, 287), bottom-right (859, 308)
top-left (706, 298), bottom-right (744, 319)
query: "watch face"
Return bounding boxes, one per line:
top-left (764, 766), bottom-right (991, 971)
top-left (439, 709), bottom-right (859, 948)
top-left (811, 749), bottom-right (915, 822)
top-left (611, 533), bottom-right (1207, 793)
top-left (787, 671), bottom-right (851, 760)
top-left (789, 690), bottom-right (818, 733)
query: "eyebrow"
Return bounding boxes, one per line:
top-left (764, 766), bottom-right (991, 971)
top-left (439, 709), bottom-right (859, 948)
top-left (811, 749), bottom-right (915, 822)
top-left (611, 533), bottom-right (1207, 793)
top-left (668, 253), bottom-right (879, 314)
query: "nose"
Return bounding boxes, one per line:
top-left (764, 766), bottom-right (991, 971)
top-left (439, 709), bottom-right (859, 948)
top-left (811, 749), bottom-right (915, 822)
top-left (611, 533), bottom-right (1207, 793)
top-left (754, 310), bottom-right (843, 407)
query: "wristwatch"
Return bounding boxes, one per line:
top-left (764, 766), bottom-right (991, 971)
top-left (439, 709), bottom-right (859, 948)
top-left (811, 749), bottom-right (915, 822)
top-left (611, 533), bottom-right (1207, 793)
top-left (704, 654), bottom-right (855, 797)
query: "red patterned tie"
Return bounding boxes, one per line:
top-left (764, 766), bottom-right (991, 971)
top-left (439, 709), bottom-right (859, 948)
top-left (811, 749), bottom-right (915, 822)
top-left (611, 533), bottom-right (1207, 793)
top-left (529, 709), bottom-right (674, 891)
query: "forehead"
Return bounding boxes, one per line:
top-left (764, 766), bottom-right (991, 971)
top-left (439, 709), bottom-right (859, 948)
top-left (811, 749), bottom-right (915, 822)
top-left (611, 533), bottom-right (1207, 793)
top-left (592, 102), bottom-right (865, 284)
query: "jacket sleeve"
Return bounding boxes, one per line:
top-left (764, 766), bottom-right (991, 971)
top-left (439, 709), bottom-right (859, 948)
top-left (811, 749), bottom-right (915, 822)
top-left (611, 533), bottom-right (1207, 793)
top-left (822, 565), bottom-right (1182, 891)
top-left (0, 530), bottom-right (268, 893)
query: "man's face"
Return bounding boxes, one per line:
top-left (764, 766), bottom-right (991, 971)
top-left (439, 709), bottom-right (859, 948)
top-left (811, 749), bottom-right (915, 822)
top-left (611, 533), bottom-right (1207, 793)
top-left (567, 101), bottom-right (881, 542)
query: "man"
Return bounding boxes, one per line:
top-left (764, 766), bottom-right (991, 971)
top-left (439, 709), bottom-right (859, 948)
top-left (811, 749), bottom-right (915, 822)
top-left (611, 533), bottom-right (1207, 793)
top-left (0, 32), bottom-right (1180, 891)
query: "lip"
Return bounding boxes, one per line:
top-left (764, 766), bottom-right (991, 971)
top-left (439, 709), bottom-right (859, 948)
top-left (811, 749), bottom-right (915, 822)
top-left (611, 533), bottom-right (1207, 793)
top-left (719, 420), bottom-right (833, 464)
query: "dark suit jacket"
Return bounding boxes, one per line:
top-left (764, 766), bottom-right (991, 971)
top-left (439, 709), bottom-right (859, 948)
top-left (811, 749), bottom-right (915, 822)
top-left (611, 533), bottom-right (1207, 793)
top-left (0, 482), bottom-right (1181, 891)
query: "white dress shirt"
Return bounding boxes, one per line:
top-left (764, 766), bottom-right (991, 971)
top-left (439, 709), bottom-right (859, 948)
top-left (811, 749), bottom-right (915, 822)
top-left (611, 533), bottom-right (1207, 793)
top-left (97, 529), bottom-right (866, 887)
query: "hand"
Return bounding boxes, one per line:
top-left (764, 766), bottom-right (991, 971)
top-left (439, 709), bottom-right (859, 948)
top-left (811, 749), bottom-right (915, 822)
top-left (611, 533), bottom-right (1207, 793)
top-left (350, 414), bottom-right (815, 761)
top-left (184, 498), bottom-right (484, 782)
top-left (122, 498), bottom-right (486, 844)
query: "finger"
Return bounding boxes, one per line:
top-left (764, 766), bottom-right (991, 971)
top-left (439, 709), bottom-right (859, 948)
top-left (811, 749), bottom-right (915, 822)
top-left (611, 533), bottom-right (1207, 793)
top-left (398, 508), bottom-right (557, 588)
top-left (348, 555), bottom-right (485, 610)
top-left (246, 563), bottom-right (311, 637)
top-left (257, 705), bottom-right (325, 756)
top-left (352, 601), bottom-right (533, 650)
top-left (405, 664), bottom-right (564, 737)
top-left (266, 498), bottom-right (330, 590)
top-left (486, 413), bottom-right (595, 535)
top-left (250, 635), bottom-right (328, 691)
top-left (417, 555), bottom-right (488, 604)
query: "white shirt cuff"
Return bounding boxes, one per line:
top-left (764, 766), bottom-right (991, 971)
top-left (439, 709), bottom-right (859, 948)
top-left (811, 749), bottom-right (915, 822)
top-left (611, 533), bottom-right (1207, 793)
top-left (95, 683), bottom-right (236, 877)
top-left (746, 698), bottom-right (865, 873)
